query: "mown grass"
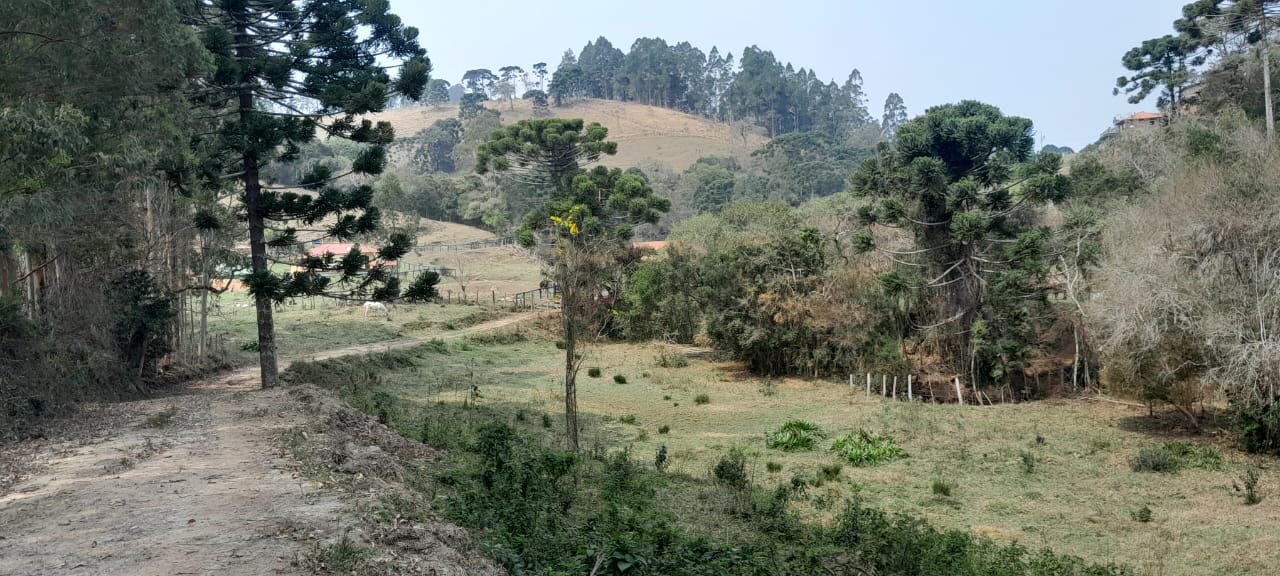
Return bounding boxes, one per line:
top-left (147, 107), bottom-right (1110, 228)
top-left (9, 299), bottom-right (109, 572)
top-left (299, 337), bottom-right (1280, 576)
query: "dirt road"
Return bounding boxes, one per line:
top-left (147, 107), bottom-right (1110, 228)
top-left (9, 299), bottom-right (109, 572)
top-left (0, 313), bottom-right (538, 576)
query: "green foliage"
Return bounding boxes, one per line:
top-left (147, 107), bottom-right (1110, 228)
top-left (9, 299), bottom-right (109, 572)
top-left (818, 463), bottom-right (843, 482)
top-left (830, 430), bottom-right (905, 466)
top-left (766, 420), bottom-right (826, 451)
top-left (306, 351), bottom-right (1133, 576)
top-left (931, 479), bottom-right (954, 497)
top-left (658, 425), bottom-right (670, 435)
top-left (613, 374), bottom-right (628, 384)
top-left (1235, 403), bottom-right (1280, 456)
top-left (1130, 447), bottom-right (1179, 473)
top-left (1160, 441), bottom-right (1223, 471)
top-left (1130, 505), bottom-right (1153, 523)
top-left (656, 353), bottom-right (689, 368)
top-left (766, 461), bottom-right (783, 473)
top-left (851, 101), bottom-right (1069, 387)
top-left (619, 414), bottom-right (637, 425)
top-left (587, 367), bottom-right (602, 378)
top-left (108, 271), bottom-right (175, 377)
top-left (712, 448), bottom-right (749, 489)
top-left (693, 394), bottom-right (711, 405)
top-left (1234, 468), bottom-right (1264, 505)
top-left (1115, 34), bottom-right (1200, 109)
top-left (1020, 452), bottom-right (1037, 474)
top-left (144, 407), bottom-right (178, 428)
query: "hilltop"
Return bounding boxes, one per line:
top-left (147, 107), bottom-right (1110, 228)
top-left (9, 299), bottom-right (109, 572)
top-left (362, 98), bottom-right (770, 171)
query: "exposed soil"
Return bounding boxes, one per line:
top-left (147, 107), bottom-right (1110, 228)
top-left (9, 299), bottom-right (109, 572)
top-left (0, 313), bottom-right (537, 575)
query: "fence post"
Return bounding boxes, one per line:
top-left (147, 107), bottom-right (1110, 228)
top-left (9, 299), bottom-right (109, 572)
top-left (954, 377), bottom-right (965, 406)
top-left (907, 375), bottom-right (913, 401)
top-left (866, 373), bottom-right (871, 395)
top-left (849, 373), bottom-right (853, 391)
top-left (492, 290), bottom-right (496, 304)
top-left (892, 376), bottom-right (898, 399)
top-left (880, 375), bottom-right (886, 397)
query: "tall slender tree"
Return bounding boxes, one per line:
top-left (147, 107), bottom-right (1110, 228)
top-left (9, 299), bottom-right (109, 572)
top-left (476, 119), bottom-right (669, 450)
top-left (188, 0), bottom-right (436, 388)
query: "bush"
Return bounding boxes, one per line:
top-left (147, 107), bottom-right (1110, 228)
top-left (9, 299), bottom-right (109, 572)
top-left (712, 448), bottom-right (749, 489)
top-left (1236, 403), bottom-right (1280, 456)
top-left (931, 479), bottom-right (953, 497)
top-left (830, 430), bottom-right (905, 466)
top-left (819, 464), bottom-right (842, 482)
top-left (587, 367), bottom-right (602, 378)
top-left (766, 420), bottom-right (826, 451)
top-left (657, 352), bottom-right (690, 368)
top-left (1020, 451), bottom-right (1036, 474)
top-left (541, 414), bottom-right (552, 428)
top-left (619, 415), bottom-right (637, 425)
top-left (1130, 505), bottom-right (1152, 522)
top-left (554, 340), bottom-right (566, 349)
top-left (694, 394), bottom-right (710, 405)
top-left (1161, 441), bottom-right (1222, 470)
top-left (759, 379), bottom-right (777, 397)
top-left (1234, 468), bottom-right (1263, 505)
top-left (658, 425), bottom-right (670, 435)
top-left (766, 461), bottom-right (783, 473)
top-left (613, 374), bottom-right (627, 384)
top-left (1130, 447), bottom-right (1178, 473)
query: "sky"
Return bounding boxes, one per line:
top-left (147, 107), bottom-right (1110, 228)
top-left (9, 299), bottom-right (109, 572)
top-left (392, 0), bottom-right (1189, 150)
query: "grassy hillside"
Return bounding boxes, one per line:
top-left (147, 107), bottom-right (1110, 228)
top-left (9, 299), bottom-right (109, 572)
top-left (363, 98), bottom-right (769, 171)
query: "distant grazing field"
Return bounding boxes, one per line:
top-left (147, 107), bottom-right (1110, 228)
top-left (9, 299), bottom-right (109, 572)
top-left (360, 98), bottom-right (769, 171)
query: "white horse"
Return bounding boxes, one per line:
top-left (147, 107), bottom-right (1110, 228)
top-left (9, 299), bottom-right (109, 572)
top-left (362, 301), bottom-right (389, 317)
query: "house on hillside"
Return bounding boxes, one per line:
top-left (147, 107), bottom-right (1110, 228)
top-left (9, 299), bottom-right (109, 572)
top-left (1113, 111), bottom-right (1164, 132)
top-left (301, 243), bottom-right (397, 272)
top-left (631, 241), bottom-right (667, 251)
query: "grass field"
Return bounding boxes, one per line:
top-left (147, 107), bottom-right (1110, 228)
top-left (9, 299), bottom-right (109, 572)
top-left (351, 333), bottom-right (1280, 576)
top-left (361, 99), bottom-right (768, 171)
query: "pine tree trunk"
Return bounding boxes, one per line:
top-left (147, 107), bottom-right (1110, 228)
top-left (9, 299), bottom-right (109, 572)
top-left (235, 12), bottom-right (278, 389)
top-left (1264, 39), bottom-right (1274, 142)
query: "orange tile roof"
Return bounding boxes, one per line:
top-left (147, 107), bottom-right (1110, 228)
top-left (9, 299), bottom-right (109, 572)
top-left (632, 241), bottom-right (667, 250)
top-left (1125, 112), bottom-right (1163, 121)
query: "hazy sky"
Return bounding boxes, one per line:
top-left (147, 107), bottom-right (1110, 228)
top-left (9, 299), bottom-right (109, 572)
top-left (392, 0), bottom-right (1188, 150)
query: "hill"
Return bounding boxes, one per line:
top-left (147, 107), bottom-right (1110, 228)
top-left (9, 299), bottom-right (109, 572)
top-left (362, 98), bottom-right (770, 171)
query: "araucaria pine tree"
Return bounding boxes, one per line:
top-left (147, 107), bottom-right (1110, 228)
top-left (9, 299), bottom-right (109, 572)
top-left (851, 101), bottom-right (1071, 389)
top-left (188, 0), bottom-right (438, 388)
top-left (476, 119), bottom-right (669, 450)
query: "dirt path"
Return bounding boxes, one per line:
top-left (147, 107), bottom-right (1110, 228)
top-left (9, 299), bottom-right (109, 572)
top-left (0, 312), bottom-right (540, 575)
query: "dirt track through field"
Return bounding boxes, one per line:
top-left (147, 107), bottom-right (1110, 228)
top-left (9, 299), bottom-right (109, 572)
top-left (0, 312), bottom-right (539, 576)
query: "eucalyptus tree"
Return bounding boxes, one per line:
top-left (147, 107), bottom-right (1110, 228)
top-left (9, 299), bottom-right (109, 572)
top-left (187, 0), bottom-right (437, 388)
top-left (476, 119), bottom-right (669, 450)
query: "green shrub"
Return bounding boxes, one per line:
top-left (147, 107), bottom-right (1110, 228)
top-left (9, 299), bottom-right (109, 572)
top-left (554, 340), bottom-right (566, 349)
top-left (694, 394), bottom-right (710, 405)
top-left (712, 448), bottom-right (749, 489)
top-left (767, 420), bottom-right (826, 451)
top-left (587, 367), bottom-right (602, 378)
top-left (657, 353), bottom-right (689, 368)
top-left (1161, 441), bottom-right (1222, 471)
top-left (240, 340), bottom-right (259, 352)
top-left (619, 414), bottom-right (637, 425)
top-left (931, 479), bottom-right (953, 497)
top-left (541, 414), bottom-right (552, 428)
top-left (1234, 468), bottom-right (1263, 505)
top-left (144, 407), bottom-right (178, 428)
top-left (1236, 403), bottom-right (1280, 456)
top-left (1020, 451), bottom-right (1036, 474)
top-left (830, 430), bottom-right (905, 466)
top-left (1130, 505), bottom-right (1152, 522)
top-left (766, 461), bottom-right (783, 473)
top-left (613, 374), bottom-right (627, 384)
top-left (662, 395), bottom-right (671, 401)
top-left (819, 464), bottom-right (842, 481)
top-left (658, 425), bottom-right (670, 435)
top-left (1130, 447), bottom-right (1179, 473)
top-left (759, 379), bottom-right (777, 397)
